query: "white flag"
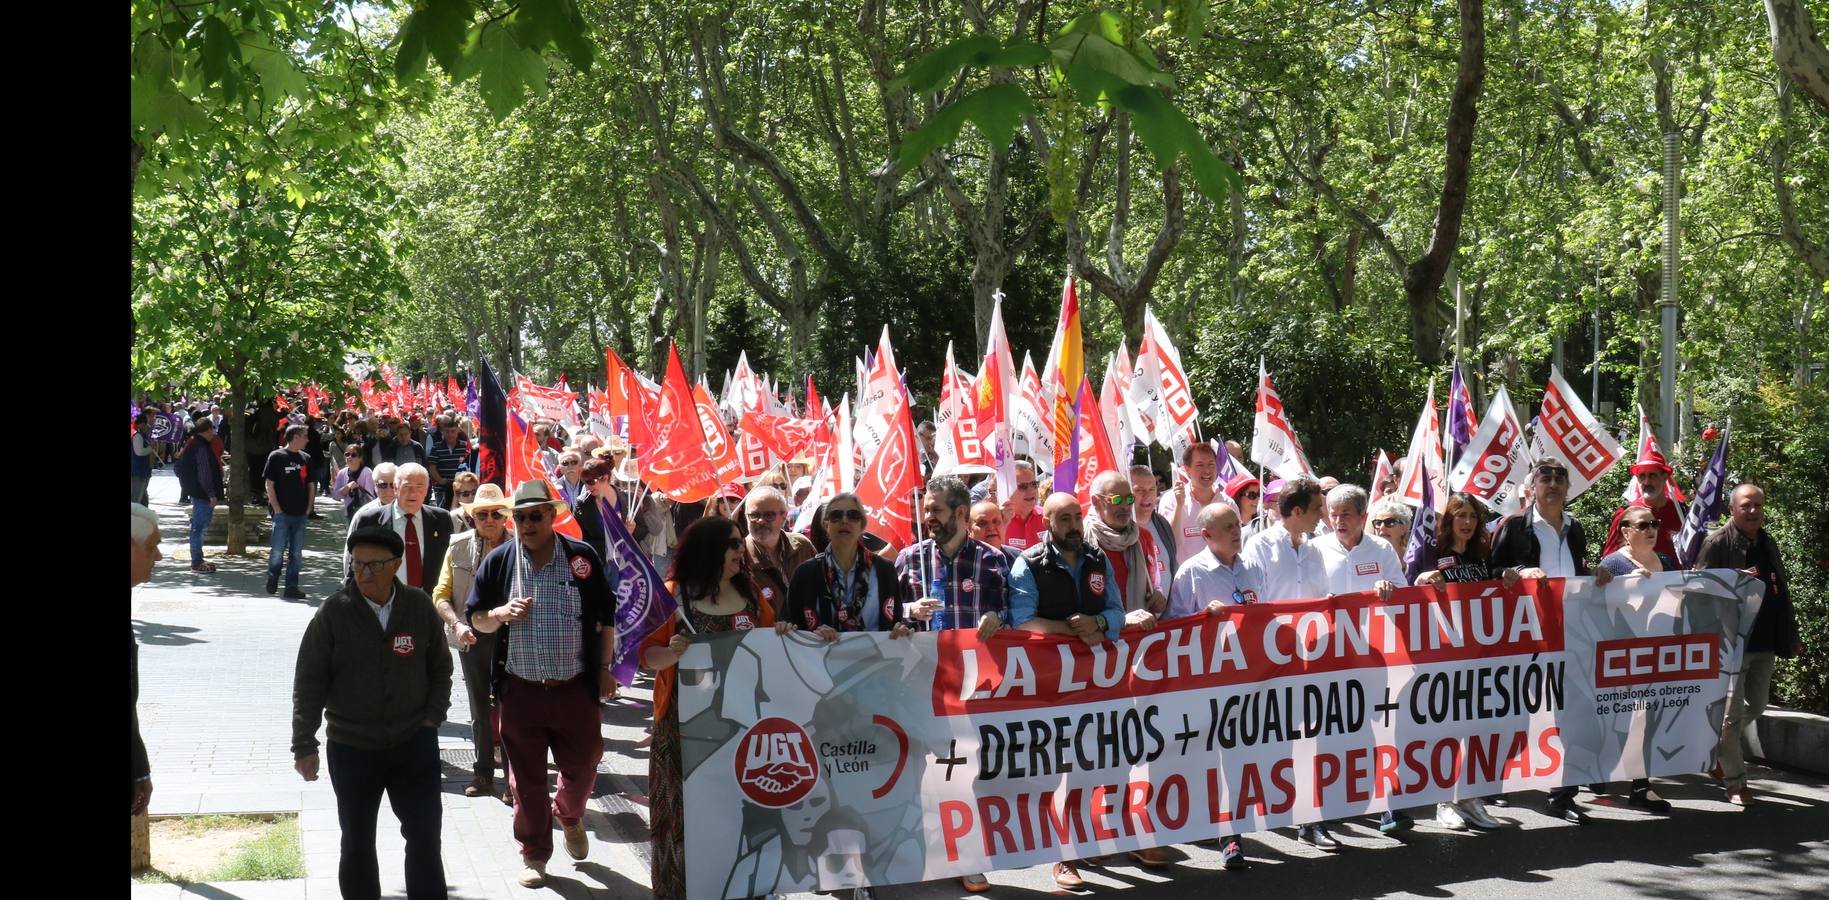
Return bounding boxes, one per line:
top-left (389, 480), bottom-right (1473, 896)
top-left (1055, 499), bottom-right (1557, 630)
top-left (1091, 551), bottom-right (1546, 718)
top-left (1145, 308), bottom-right (1200, 459)
top-left (1013, 352), bottom-right (1053, 467)
top-left (1250, 358), bottom-right (1313, 479)
top-left (1448, 384), bottom-right (1529, 515)
top-left (1397, 379), bottom-right (1448, 513)
top-left (1529, 365), bottom-right (1626, 499)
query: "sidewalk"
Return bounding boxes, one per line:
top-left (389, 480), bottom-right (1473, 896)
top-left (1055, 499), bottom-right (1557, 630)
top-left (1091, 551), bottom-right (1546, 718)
top-left (132, 470), bottom-right (656, 898)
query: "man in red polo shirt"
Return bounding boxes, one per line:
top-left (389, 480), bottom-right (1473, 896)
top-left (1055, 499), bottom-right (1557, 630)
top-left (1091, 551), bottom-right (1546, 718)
top-left (1002, 459), bottom-right (1047, 550)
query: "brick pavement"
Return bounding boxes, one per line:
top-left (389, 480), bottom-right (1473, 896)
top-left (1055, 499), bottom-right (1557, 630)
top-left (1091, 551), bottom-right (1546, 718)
top-left (132, 470), bottom-right (657, 899)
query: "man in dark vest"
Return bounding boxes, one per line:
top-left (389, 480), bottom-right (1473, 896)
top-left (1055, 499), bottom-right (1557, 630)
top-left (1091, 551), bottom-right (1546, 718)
top-left (1007, 491), bottom-right (1125, 888)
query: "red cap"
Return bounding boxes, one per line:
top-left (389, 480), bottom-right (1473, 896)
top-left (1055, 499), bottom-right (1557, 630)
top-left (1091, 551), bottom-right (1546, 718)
top-left (717, 481), bottom-right (747, 500)
top-left (1628, 440), bottom-right (1673, 476)
top-left (1224, 474), bottom-right (1261, 499)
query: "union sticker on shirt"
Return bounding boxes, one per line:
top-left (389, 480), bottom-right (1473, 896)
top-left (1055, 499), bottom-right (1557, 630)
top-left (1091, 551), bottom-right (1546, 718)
top-left (1182, 527), bottom-right (1202, 538)
top-left (1437, 556), bottom-right (1457, 568)
top-left (1355, 562), bottom-right (1380, 577)
top-left (762, 586), bottom-right (776, 600)
top-left (1088, 572), bottom-right (1106, 594)
top-left (1007, 538), bottom-right (1027, 548)
top-left (960, 578), bottom-right (976, 594)
top-left (732, 614), bottom-right (755, 631)
top-left (569, 555), bottom-right (593, 579)
top-left (391, 633), bottom-right (416, 657)
top-left (1240, 589), bottom-right (1259, 604)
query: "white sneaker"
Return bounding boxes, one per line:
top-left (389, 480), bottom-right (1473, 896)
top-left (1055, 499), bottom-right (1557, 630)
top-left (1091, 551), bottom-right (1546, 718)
top-left (1458, 798), bottom-right (1501, 830)
top-left (1435, 802), bottom-right (1469, 831)
top-left (519, 860), bottom-right (547, 887)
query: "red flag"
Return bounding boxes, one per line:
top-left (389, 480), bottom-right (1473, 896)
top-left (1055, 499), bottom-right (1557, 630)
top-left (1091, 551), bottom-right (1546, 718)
top-left (508, 409), bottom-right (582, 538)
top-left (691, 382), bottom-right (743, 484)
top-left (1070, 378), bottom-right (1118, 506)
top-left (305, 387), bottom-right (322, 419)
top-left (804, 376), bottom-right (824, 422)
top-left (741, 412), bottom-right (825, 462)
top-left (275, 392), bottom-right (292, 413)
top-left (856, 379), bottom-right (919, 551)
top-left (639, 343), bottom-right (719, 503)
top-left (446, 377), bottom-right (464, 411)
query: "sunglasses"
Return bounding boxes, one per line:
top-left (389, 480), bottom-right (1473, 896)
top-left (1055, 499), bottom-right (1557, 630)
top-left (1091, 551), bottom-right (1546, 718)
top-left (512, 510), bottom-right (548, 524)
top-left (1371, 518), bottom-right (1402, 528)
top-left (352, 557), bottom-right (400, 575)
top-left (475, 510), bottom-right (506, 521)
top-left (748, 510), bottom-right (784, 521)
top-left (457, 490), bottom-right (477, 499)
top-left (1625, 520), bottom-right (1659, 531)
top-left (824, 508), bottom-right (866, 523)
top-left (1099, 493), bottom-right (1135, 506)
top-left (1241, 491), bottom-right (1261, 500)
top-left (376, 482), bottom-right (394, 489)
top-left (1535, 466), bottom-right (1569, 482)
top-left (1016, 480), bottom-right (1039, 491)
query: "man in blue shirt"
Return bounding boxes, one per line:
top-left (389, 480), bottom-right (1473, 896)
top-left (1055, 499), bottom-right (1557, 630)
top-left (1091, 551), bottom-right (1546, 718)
top-left (1009, 492), bottom-right (1124, 644)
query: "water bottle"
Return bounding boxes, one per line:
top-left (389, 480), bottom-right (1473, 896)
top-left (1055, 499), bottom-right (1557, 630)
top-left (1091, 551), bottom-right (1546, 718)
top-left (927, 578), bottom-right (948, 632)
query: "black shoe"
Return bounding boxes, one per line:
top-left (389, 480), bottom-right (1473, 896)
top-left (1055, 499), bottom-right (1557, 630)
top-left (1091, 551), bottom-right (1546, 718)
top-left (1627, 790), bottom-right (1673, 815)
top-left (1588, 783), bottom-right (1608, 795)
top-left (283, 587), bottom-right (308, 600)
top-left (1298, 824), bottom-right (1340, 850)
top-left (1548, 799), bottom-right (1590, 825)
top-left (266, 573), bottom-right (279, 595)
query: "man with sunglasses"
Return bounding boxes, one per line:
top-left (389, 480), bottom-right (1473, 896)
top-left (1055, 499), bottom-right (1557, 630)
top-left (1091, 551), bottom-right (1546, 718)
top-left (348, 462), bottom-right (399, 532)
top-left (1083, 470), bottom-right (1169, 628)
top-left (1490, 458), bottom-right (1613, 825)
top-left (467, 481), bottom-right (620, 887)
top-left (1002, 459), bottom-right (1046, 550)
top-left (743, 486), bottom-right (817, 612)
top-left (292, 526), bottom-right (451, 900)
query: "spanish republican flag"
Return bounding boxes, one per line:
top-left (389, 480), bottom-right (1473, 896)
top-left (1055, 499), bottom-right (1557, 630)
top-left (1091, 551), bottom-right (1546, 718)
top-left (1040, 275), bottom-right (1084, 473)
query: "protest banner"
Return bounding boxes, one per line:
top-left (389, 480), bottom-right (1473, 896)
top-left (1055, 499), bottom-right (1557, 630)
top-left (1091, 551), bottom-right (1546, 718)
top-left (680, 571), bottom-right (1762, 899)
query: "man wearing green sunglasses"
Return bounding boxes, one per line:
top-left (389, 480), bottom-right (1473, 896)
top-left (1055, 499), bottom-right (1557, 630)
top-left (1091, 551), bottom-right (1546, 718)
top-left (1084, 470), bottom-right (1169, 631)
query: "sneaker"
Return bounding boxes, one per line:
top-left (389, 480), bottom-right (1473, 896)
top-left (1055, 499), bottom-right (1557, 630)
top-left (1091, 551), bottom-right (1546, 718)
top-left (266, 573), bottom-right (279, 595)
top-left (1458, 799), bottom-right (1501, 830)
top-left (190, 562), bottom-right (218, 574)
top-left (1627, 789), bottom-right (1673, 815)
top-left (1129, 846), bottom-right (1172, 867)
top-left (1220, 839), bottom-right (1248, 870)
top-left (958, 873), bottom-right (991, 892)
top-left (283, 587), bottom-right (309, 600)
top-left (563, 818), bottom-right (589, 859)
top-left (1436, 802), bottom-right (1470, 831)
top-left (1297, 824), bottom-right (1339, 850)
top-left (1548, 797), bottom-right (1590, 825)
top-left (1379, 810), bottom-right (1414, 834)
top-left (1052, 862), bottom-right (1084, 888)
top-left (518, 860), bottom-right (546, 887)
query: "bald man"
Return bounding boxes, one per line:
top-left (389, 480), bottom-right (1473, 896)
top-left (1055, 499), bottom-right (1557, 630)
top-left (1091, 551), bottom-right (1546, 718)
top-left (969, 500), bottom-right (1017, 563)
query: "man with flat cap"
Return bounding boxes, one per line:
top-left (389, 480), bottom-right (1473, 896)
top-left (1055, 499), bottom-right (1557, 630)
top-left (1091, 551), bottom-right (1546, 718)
top-left (292, 526), bottom-right (451, 900)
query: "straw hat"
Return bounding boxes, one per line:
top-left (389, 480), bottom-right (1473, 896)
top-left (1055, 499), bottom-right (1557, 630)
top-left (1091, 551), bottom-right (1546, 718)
top-left (462, 483), bottom-right (512, 517)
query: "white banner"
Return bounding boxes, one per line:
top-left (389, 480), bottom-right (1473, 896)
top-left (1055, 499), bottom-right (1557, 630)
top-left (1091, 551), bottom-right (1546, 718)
top-left (1449, 384), bottom-right (1530, 515)
top-left (1530, 365), bottom-right (1625, 499)
top-left (681, 571), bottom-right (1761, 899)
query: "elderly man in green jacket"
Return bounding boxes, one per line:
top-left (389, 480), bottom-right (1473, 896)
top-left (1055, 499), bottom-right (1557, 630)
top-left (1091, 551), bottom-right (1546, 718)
top-left (293, 526), bottom-right (452, 900)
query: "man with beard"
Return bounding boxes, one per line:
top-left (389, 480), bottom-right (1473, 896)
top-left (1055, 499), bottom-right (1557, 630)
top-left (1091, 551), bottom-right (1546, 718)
top-left (1007, 491), bottom-right (1127, 886)
top-left (1084, 470), bottom-right (1168, 627)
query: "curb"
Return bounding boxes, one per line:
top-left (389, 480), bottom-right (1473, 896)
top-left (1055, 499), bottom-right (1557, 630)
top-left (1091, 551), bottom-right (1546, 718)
top-left (1750, 706), bottom-right (1828, 776)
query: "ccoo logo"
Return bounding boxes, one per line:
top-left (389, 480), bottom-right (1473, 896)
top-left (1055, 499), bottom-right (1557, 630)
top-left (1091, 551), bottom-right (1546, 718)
top-left (734, 717), bottom-right (819, 807)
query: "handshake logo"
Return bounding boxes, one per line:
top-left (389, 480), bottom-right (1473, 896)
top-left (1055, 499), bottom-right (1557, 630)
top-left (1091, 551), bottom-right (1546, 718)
top-left (735, 717), bottom-right (819, 807)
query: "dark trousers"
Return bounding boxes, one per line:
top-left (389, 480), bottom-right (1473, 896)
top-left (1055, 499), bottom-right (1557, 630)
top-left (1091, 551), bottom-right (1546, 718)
top-left (457, 632), bottom-right (500, 780)
top-left (498, 676), bottom-right (603, 863)
top-left (326, 729), bottom-right (447, 899)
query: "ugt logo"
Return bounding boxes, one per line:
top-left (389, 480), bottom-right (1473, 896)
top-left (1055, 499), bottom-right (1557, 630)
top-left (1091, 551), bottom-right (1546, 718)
top-left (735, 717), bottom-right (819, 807)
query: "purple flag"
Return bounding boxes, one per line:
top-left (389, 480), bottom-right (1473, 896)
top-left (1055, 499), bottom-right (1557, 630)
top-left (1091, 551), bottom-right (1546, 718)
top-left (465, 377), bottom-right (479, 421)
top-left (1448, 360), bottom-right (1476, 459)
top-left (1212, 433), bottom-right (1245, 484)
top-left (1052, 389), bottom-right (1083, 494)
top-left (1404, 462), bottom-right (1437, 575)
top-left (597, 496), bottom-right (677, 686)
top-left (1676, 425), bottom-right (1730, 567)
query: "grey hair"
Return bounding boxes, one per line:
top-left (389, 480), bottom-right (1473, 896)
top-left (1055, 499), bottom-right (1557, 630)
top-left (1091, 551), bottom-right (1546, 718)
top-left (131, 503), bottom-right (159, 545)
top-left (747, 485), bottom-right (788, 511)
top-left (1016, 458), bottom-right (1037, 476)
top-left (396, 462), bottom-right (430, 481)
top-left (1369, 498), bottom-right (1412, 529)
top-left (1197, 501), bottom-right (1241, 532)
top-left (926, 475), bottom-right (972, 511)
top-left (373, 462), bottom-right (399, 481)
top-left (1128, 464), bottom-right (1156, 481)
top-left (1326, 484), bottom-right (1369, 514)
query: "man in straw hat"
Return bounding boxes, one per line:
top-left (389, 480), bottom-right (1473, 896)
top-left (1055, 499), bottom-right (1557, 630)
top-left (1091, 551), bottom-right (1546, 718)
top-left (467, 480), bottom-right (620, 887)
top-left (432, 482), bottom-right (514, 797)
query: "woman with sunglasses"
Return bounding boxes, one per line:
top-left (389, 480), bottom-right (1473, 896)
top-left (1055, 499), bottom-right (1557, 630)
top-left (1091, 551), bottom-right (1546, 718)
top-left (431, 482), bottom-right (514, 798)
top-left (784, 493), bottom-right (911, 639)
top-left (448, 472), bottom-right (481, 533)
top-left (643, 516), bottom-right (796, 898)
top-left (1590, 506), bottom-right (1678, 814)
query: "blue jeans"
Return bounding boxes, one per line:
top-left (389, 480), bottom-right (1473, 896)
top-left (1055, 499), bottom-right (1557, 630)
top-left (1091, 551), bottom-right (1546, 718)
top-left (268, 512), bottom-right (307, 589)
top-left (190, 499), bottom-right (214, 565)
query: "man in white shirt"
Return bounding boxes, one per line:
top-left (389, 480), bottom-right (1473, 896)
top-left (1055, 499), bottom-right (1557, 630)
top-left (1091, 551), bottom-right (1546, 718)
top-left (1168, 502), bottom-right (1263, 618)
top-left (1240, 476), bottom-right (1329, 605)
top-left (1312, 485), bottom-right (1403, 600)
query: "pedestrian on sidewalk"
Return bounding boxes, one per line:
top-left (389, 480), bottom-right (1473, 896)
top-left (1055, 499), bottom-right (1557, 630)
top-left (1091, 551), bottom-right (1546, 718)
top-left (432, 482), bottom-right (513, 797)
top-left (291, 526), bottom-right (451, 900)
top-left (132, 503), bottom-right (163, 817)
top-left (175, 418), bottom-right (224, 574)
top-left (466, 481), bottom-right (619, 889)
top-left (265, 424), bottom-right (316, 599)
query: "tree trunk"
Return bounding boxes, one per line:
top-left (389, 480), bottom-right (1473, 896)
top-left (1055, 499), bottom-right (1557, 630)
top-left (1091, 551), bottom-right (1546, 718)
top-left (224, 380), bottom-right (250, 555)
top-left (1766, 0), bottom-right (1829, 115)
top-left (1402, 0), bottom-right (1485, 365)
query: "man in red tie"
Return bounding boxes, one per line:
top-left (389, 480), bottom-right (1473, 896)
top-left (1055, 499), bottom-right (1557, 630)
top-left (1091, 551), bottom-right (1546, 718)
top-left (347, 463), bottom-right (452, 589)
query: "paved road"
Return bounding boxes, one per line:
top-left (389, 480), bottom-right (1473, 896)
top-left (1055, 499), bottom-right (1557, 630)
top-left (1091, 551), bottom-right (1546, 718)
top-left (132, 469), bottom-right (1829, 898)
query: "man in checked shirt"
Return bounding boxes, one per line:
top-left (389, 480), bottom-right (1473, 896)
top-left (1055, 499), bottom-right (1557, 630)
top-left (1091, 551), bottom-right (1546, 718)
top-left (467, 481), bottom-right (619, 889)
top-left (894, 476), bottom-right (1008, 892)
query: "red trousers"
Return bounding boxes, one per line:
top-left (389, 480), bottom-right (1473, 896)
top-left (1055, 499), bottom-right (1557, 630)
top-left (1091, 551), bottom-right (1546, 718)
top-left (495, 676), bottom-right (604, 862)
